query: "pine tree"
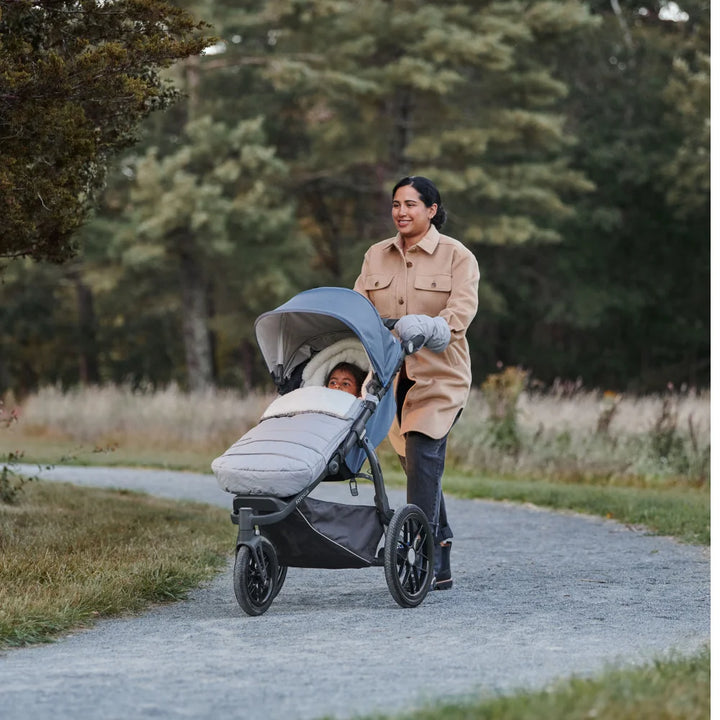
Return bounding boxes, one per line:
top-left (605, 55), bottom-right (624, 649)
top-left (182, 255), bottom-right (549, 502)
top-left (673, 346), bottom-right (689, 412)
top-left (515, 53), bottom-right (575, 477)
top-left (477, 0), bottom-right (710, 389)
top-left (215, 0), bottom-right (598, 284)
top-left (0, 0), bottom-right (212, 263)
top-left (117, 115), bottom-right (312, 390)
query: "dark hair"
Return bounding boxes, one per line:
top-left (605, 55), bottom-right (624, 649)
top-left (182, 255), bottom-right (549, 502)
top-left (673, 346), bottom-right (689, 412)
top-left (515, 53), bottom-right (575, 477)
top-left (392, 176), bottom-right (447, 229)
top-left (326, 362), bottom-right (366, 391)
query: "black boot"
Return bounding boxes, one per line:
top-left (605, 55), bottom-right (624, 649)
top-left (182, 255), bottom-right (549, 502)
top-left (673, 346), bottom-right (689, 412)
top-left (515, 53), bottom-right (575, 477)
top-left (432, 541), bottom-right (452, 590)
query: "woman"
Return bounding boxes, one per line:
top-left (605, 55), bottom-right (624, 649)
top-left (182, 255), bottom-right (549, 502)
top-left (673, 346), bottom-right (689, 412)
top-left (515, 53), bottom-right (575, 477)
top-left (353, 176), bottom-right (479, 590)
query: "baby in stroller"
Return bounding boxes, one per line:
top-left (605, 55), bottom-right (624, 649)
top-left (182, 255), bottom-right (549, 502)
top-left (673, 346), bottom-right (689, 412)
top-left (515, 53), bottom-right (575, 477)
top-left (326, 362), bottom-right (365, 397)
top-left (212, 287), bottom-right (435, 615)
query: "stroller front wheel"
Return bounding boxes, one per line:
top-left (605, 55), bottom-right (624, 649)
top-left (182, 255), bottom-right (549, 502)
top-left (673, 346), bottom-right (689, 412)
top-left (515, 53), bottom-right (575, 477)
top-left (384, 504), bottom-right (434, 608)
top-left (234, 537), bottom-right (280, 616)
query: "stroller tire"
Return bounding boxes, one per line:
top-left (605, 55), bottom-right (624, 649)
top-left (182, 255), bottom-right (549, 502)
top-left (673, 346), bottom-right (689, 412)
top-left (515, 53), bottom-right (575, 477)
top-left (274, 565), bottom-right (288, 599)
top-left (384, 504), bottom-right (434, 608)
top-left (234, 538), bottom-right (280, 616)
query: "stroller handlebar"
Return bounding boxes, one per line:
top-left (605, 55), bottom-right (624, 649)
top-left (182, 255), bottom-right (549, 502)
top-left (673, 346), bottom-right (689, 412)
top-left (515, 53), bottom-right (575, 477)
top-left (404, 335), bottom-right (425, 354)
top-left (383, 318), bottom-right (425, 356)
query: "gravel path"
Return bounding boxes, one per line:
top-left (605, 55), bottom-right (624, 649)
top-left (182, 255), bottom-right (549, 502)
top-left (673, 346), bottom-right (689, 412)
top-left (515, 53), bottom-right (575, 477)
top-left (1, 465), bottom-right (710, 720)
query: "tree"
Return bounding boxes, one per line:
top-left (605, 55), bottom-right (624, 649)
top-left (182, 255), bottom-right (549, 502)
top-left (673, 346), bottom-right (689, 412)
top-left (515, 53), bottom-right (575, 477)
top-left (97, 0), bottom-right (598, 390)
top-left (115, 115), bottom-right (312, 391)
top-left (474, 0), bottom-right (710, 390)
top-left (0, 0), bottom-right (601, 390)
top-left (2, 0), bottom-right (708, 393)
top-left (197, 1), bottom-right (598, 285)
top-left (0, 259), bottom-right (79, 393)
top-left (0, 0), bottom-right (213, 264)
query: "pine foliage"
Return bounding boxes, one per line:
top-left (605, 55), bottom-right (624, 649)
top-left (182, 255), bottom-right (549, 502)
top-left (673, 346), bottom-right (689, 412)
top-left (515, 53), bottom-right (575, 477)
top-left (0, 0), bottom-right (710, 393)
top-left (0, 0), bottom-right (212, 262)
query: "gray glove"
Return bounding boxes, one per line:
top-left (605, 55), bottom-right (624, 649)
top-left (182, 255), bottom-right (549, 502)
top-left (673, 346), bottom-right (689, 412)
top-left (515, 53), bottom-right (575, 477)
top-left (395, 314), bottom-right (451, 353)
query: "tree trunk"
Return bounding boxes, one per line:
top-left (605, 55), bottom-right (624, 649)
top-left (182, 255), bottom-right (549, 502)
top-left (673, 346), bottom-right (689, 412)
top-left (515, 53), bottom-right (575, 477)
top-left (66, 265), bottom-right (100, 385)
top-left (239, 338), bottom-right (257, 391)
top-left (307, 183), bottom-right (343, 280)
top-left (387, 89), bottom-right (413, 175)
top-left (177, 240), bottom-right (214, 392)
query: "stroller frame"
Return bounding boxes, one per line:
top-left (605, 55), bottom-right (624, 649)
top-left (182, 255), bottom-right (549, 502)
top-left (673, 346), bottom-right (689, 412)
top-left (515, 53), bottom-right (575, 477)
top-left (214, 288), bottom-right (435, 615)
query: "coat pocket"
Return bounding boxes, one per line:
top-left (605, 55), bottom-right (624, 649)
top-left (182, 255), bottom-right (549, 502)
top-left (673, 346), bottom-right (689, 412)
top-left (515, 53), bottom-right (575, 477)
top-left (364, 274), bottom-right (393, 291)
top-left (364, 273), bottom-right (395, 317)
top-left (414, 274), bottom-right (452, 292)
top-left (413, 274), bottom-right (451, 315)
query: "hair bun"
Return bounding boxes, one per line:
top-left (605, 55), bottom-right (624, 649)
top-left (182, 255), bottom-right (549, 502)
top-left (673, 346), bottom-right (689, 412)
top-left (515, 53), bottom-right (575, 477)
top-left (432, 205), bottom-right (447, 229)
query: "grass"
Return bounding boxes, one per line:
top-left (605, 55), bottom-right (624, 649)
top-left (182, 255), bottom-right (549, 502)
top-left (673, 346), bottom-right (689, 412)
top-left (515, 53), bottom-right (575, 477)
top-left (362, 646), bottom-right (710, 720)
top-left (0, 434), bottom-right (217, 472)
top-left (0, 479), bottom-right (235, 650)
top-left (3, 384), bottom-right (272, 464)
top-left (0, 385), bottom-right (709, 718)
top-left (449, 387), bottom-right (710, 487)
top-left (3, 382), bottom-right (710, 484)
top-left (440, 471), bottom-right (710, 545)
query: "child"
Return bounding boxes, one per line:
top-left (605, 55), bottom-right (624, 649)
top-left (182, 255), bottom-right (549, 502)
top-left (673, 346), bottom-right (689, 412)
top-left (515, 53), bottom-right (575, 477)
top-left (325, 362), bottom-right (365, 397)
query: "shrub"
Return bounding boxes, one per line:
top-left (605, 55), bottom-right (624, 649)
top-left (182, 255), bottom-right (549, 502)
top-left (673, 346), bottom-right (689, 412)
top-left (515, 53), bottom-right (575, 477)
top-left (449, 380), bottom-right (709, 486)
top-left (1, 404), bottom-right (34, 504)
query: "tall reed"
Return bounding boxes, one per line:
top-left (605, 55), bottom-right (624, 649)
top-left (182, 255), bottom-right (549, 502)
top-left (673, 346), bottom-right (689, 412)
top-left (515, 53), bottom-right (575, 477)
top-left (9, 383), bottom-right (273, 455)
top-left (449, 372), bottom-right (709, 485)
top-left (3, 378), bottom-right (710, 485)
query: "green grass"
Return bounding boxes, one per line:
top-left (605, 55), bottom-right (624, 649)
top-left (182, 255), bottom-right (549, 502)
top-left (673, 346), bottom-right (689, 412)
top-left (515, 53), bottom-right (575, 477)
top-left (0, 480), bottom-right (235, 649)
top-left (440, 472), bottom-right (710, 546)
top-left (361, 647), bottom-right (710, 720)
top-left (371, 459), bottom-right (709, 546)
top-left (0, 435), bottom-right (218, 473)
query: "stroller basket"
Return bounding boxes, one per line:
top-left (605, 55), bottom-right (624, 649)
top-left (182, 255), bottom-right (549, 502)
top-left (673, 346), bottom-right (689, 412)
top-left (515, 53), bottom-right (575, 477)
top-left (234, 496), bottom-right (384, 569)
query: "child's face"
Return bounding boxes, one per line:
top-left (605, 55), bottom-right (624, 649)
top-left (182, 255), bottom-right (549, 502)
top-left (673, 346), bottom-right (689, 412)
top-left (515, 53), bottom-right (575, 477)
top-left (327, 368), bottom-right (360, 396)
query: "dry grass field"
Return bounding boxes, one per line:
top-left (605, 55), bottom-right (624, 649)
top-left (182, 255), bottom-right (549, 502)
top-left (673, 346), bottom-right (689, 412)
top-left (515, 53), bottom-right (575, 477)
top-left (1, 378), bottom-right (710, 488)
top-left (449, 383), bottom-right (709, 485)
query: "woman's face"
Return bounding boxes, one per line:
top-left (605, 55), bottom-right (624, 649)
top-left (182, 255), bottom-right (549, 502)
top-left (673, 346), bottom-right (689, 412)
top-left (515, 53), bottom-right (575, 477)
top-left (392, 185), bottom-right (437, 244)
top-left (327, 368), bottom-right (360, 396)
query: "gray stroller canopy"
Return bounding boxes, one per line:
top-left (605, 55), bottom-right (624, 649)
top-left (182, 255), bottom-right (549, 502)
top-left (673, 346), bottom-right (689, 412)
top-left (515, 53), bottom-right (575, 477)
top-left (254, 287), bottom-right (403, 387)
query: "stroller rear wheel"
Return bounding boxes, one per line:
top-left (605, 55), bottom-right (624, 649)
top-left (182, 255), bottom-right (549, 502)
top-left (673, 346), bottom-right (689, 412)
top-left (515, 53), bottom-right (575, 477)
top-left (274, 565), bottom-right (288, 598)
top-left (384, 504), bottom-right (434, 608)
top-left (234, 537), bottom-right (280, 616)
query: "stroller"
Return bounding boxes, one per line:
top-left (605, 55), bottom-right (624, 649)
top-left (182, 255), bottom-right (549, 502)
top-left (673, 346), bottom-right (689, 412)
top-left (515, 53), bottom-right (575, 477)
top-left (212, 287), bottom-right (435, 615)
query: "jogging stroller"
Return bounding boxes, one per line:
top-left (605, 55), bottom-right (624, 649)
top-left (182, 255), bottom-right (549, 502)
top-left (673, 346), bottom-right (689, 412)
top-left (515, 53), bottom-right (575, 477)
top-left (212, 287), bottom-right (434, 616)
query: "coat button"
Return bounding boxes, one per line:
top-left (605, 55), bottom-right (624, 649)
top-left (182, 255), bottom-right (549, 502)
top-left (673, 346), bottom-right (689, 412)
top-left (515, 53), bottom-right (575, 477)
top-left (374, 281), bottom-right (379, 287)
top-left (399, 298), bottom-right (404, 305)
top-left (431, 281), bottom-right (436, 288)
top-left (406, 261), bottom-right (413, 268)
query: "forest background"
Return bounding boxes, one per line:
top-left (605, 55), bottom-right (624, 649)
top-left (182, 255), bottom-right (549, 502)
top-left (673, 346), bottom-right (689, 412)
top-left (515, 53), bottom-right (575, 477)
top-left (0, 0), bottom-right (710, 399)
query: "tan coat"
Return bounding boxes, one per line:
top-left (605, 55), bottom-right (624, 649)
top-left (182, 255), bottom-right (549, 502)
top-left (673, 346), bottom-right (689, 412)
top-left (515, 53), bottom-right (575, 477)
top-left (353, 225), bottom-right (480, 455)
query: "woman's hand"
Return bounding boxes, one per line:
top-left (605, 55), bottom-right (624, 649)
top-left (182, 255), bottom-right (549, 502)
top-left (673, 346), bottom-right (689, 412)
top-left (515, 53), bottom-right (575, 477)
top-left (395, 315), bottom-right (451, 352)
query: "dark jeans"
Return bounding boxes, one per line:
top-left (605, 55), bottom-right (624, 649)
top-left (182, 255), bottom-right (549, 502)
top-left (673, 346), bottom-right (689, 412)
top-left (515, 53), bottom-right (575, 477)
top-left (398, 432), bottom-right (453, 545)
top-left (396, 374), bottom-right (453, 544)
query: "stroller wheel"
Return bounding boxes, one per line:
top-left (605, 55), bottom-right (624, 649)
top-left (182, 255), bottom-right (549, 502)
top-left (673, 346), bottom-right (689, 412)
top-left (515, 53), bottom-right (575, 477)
top-left (274, 565), bottom-right (288, 599)
top-left (384, 504), bottom-right (434, 608)
top-left (234, 538), bottom-right (279, 616)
